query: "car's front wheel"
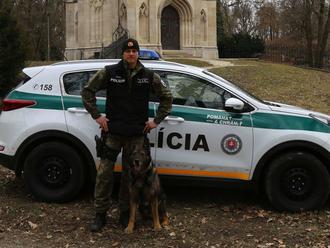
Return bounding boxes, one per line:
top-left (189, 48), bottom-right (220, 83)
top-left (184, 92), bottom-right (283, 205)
top-left (24, 142), bottom-right (85, 202)
top-left (265, 151), bottom-right (329, 211)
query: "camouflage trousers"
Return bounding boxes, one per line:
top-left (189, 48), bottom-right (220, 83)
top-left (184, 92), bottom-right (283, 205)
top-left (94, 133), bottom-right (146, 214)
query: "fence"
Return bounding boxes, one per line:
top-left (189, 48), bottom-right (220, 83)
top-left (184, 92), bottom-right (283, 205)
top-left (261, 42), bottom-right (330, 71)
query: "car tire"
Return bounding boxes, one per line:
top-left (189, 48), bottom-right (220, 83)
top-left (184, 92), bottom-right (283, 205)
top-left (265, 151), bottom-right (329, 211)
top-left (23, 142), bottom-right (85, 202)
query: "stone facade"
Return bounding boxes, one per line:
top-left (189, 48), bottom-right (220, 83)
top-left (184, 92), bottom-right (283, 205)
top-left (64, 0), bottom-right (218, 60)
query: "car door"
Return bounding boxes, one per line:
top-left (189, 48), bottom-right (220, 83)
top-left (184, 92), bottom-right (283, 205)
top-left (153, 70), bottom-right (254, 181)
top-left (61, 69), bottom-right (158, 169)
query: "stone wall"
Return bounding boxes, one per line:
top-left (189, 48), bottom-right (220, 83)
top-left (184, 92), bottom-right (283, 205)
top-left (65, 0), bottom-right (218, 60)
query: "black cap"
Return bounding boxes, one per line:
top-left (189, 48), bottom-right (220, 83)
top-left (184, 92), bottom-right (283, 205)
top-left (122, 38), bottom-right (140, 53)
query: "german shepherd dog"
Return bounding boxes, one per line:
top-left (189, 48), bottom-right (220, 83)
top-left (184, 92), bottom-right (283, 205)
top-left (125, 137), bottom-right (169, 234)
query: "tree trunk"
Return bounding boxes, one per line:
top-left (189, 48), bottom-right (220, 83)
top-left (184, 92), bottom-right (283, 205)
top-left (315, 0), bottom-right (325, 68)
top-left (304, 0), bottom-right (314, 67)
top-left (315, 2), bottom-right (330, 68)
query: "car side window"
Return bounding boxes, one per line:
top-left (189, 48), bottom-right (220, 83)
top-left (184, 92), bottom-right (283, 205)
top-left (63, 71), bottom-right (106, 97)
top-left (155, 71), bottom-right (234, 110)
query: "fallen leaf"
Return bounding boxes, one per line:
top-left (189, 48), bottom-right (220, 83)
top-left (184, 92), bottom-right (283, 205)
top-left (169, 232), bottom-right (176, 237)
top-left (273, 238), bottom-right (284, 244)
top-left (28, 221), bottom-right (38, 230)
top-left (243, 215), bottom-right (253, 220)
top-left (267, 218), bottom-right (274, 223)
top-left (222, 207), bottom-right (230, 212)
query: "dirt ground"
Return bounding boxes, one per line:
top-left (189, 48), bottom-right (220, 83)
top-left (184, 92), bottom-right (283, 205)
top-left (1, 166), bottom-right (330, 248)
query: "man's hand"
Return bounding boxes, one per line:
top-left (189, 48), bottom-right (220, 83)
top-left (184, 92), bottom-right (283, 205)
top-left (144, 120), bottom-right (158, 133)
top-left (96, 116), bottom-right (109, 132)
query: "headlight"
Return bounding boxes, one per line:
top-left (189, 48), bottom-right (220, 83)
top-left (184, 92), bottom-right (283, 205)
top-left (309, 113), bottom-right (330, 126)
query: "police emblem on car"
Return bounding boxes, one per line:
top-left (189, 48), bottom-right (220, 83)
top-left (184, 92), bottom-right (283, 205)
top-left (221, 134), bottom-right (242, 155)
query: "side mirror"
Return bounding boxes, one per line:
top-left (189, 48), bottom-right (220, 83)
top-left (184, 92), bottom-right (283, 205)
top-left (224, 98), bottom-right (245, 112)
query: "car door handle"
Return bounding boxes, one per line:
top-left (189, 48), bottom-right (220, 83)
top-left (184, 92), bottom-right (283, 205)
top-left (67, 107), bottom-right (88, 114)
top-left (164, 116), bottom-right (185, 122)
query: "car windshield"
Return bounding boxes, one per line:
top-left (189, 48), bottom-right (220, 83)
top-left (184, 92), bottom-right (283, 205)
top-left (203, 70), bottom-right (266, 104)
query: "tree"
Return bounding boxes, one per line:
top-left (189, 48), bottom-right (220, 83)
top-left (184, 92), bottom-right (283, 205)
top-left (217, 0), bottom-right (259, 36)
top-left (10, 0), bottom-right (65, 61)
top-left (0, 1), bottom-right (27, 96)
top-left (279, 0), bottom-right (330, 68)
top-left (256, 2), bottom-right (280, 40)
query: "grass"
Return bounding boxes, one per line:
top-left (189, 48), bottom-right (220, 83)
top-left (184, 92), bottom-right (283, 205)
top-left (209, 60), bottom-right (330, 115)
top-left (165, 58), bottom-right (212, 67)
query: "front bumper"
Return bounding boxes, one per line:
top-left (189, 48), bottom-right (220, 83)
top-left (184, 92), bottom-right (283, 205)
top-left (0, 153), bottom-right (15, 171)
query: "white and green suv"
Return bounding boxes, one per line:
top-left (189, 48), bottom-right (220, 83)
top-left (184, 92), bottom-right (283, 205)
top-left (0, 59), bottom-right (329, 211)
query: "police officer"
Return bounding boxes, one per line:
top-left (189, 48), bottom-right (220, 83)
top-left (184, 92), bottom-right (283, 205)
top-left (81, 38), bottom-right (172, 232)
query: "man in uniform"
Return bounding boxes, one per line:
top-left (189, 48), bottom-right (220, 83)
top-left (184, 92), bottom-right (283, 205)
top-left (81, 38), bottom-right (172, 232)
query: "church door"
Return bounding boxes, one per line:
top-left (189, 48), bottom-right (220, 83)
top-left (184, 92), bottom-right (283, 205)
top-left (161, 5), bottom-right (180, 50)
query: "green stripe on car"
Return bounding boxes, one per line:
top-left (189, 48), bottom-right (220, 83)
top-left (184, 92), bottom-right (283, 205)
top-left (7, 91), bottom-right (330, 133)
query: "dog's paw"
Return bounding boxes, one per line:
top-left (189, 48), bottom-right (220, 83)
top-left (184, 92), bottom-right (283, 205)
top-left (154, 224), bottom-right (162, 232)
top-left (124, 227), bottom-right (133, 234)
top-left (161, 217), bottom-right (169, 227)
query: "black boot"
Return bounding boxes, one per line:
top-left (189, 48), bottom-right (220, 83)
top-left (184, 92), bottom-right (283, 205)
top-left (119, 210), bottom-right (129, 228)
top-left (90, 212), bottom-right (106, 232)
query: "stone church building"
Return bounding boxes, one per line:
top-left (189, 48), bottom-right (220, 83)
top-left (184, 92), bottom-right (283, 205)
top-left (65, 0), bottom-right (218, 60)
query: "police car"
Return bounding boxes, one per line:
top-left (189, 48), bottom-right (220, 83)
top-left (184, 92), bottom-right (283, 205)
top-left (138, 48), bottom-right (162, 60)
top-left (0, 59), bottom-right (329, 212)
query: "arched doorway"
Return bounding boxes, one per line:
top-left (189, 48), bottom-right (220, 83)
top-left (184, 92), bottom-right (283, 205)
top-left (161, 5), bottom-right (180, 50)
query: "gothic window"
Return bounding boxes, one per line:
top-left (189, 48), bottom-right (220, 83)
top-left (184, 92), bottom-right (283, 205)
top-left (200, 9), bottom-right (207, 23)
top-left (89, 0), bottom-right (105, 43)
top-left (90, 0), bottom-right (105, 11)
top-left (75, 11), bottom-right (79, 42)
top-left (120, 3), bottom-right (127, 29)
top-left (200, 9), bottom-right (207, 41)
top-left (139, 2), bottom-right (149, 42)
top-left (139, 2), bottom-right (148, 17)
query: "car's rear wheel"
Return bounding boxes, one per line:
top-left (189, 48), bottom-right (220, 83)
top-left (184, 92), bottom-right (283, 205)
top-left (24, 142), bottom-right (85, 202)
top-left (265, 151), bottom-right (329, 211)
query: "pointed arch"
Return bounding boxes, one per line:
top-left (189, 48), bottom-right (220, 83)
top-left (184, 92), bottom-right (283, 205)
top-left (158, 0), bottom-right (193, 48)
top-left (139, 2), bottom-right (148, 17)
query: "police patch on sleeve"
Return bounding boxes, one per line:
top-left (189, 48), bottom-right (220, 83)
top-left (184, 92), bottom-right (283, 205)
top-left (221, 134), bottom-right (242, 155)
top-left (160, 79), bottom-right (167, 88)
